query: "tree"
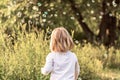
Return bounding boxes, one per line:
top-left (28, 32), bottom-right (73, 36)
top-left (68, 0), bottom-right (120, 46)
top-left (0, 0), bottom-right (120, 46)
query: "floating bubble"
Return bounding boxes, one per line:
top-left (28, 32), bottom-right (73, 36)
top-left (42, 19), bottom-right (46, 22)
top-left (99, 16), bottom-right (102, 19)
top-left (38, 11), bottom-right (41, 14)
top-left (48, 9), bottom-right (51, 11)
top-left (70, 17), bottom-right (75, 20)
top-left (54, 14), bottom-right (58, 17)
top-left (100, 12), bottom-right (104, 15)
top-left (50, 3), bottom-right (54, 7)
top-left (37, 2), bottom-right (42, 6)
top-left (76, 13), bottom-right (79, 15)
top-left (44, 11), bottom-right (48, 15)
top-left (92, 0), bottom-right (95, 3)
top-left (75, 40), bottom-right (79, 44)
top-left (51, 7), bottom-right (54, 10)
top-left (91, 10), bottom-right (94, 14)
top-left (63, 12), bottom-right (66, 15)
top-left (109, 13), bottom-right (113, 16)
top-left (42, 14), bottom-right (46, 17)
top-left (87, 3), bottom-right (90, 7)
top-left (82, 19), bottom-right (85, 22)
top-left (33, 14), bottom-right (39, 18)
top-left (112, 1), bottom-right (117, 7)
top-left (32, 6), bottom-right (39, 11)
top-left (29, 16), bottom-right (32, 19)
top-left (50, 14), bottom-right (53, 17)
top-left (106, 2), bottom-right (110, 6)
top-left (92, 17), bottom-right (96, 20)
top-left (29, 1), bottom-right (33, 4)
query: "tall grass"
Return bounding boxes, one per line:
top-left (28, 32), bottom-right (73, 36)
top-left (0, 29), bottom-right (50, 80)
top-left (0, 27), bottom-right (120, 80)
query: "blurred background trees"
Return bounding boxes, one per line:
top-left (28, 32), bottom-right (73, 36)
top-left (0, 0), bottom-right (120, 46)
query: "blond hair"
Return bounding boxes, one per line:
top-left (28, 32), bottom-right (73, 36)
top-left (50, 27), bottom-right (74, 52)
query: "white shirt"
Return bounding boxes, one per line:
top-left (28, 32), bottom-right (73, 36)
top-left (41, 51), bottom-right (80, 80)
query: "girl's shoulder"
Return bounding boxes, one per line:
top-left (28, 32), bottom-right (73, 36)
top-left (46, 52), bottom-right (56, 60)
top-left (68, 51), bottom-right (76, 56)
top-left (47, 51), bottom-right (77, 57)
top-left (47, 52), bottom-right (55, 56)
top-left (68, 51), bottom-right (78, 60)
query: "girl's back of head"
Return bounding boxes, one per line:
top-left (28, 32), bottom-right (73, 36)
top-left (50, 27), bottom-right (74, 52)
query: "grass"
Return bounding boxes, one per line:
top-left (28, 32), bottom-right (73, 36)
top-left (100, 69), bottom-right (120, 80)
top-left (0, 28), bottom-right (120, 80)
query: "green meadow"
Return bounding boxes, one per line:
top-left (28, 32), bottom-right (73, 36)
top-left (0, 28), bottom-right (120, 80)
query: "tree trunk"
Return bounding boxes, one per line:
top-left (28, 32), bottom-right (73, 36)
top-left (69, 0), bottom-right (95, 41)
top-left (68, 0), bottom-right (118, 45)
top-left (98, 0), bottom-right (117, 46)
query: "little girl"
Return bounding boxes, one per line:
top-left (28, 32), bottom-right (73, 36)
top-left (41, 27), bottom-right (80, 80)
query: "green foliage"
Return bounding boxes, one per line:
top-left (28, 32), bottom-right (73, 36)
top-left (0, 26), bottom-right (120, 80)
top-left (0, 0), bottom-right (83, 40)
top-left (0, 0), bottom-right (120, 40)
top-left (0, 28), bottom-right (50, 80)
top-left (0, 0), bottom-right (120, 80)
top-left (108, 48), bottom-right (120, 69)
top-left (73, 43), bottom-right (103, 80)
top-left (0, 0), bottom-right (80, 31)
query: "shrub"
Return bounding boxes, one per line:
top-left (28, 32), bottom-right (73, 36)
top-left (73, 43), bottom-right (103, 80)
top-left (109, 49), bottom-right (120, 69)
top-left (0, 29), bottom-right (50, 80)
